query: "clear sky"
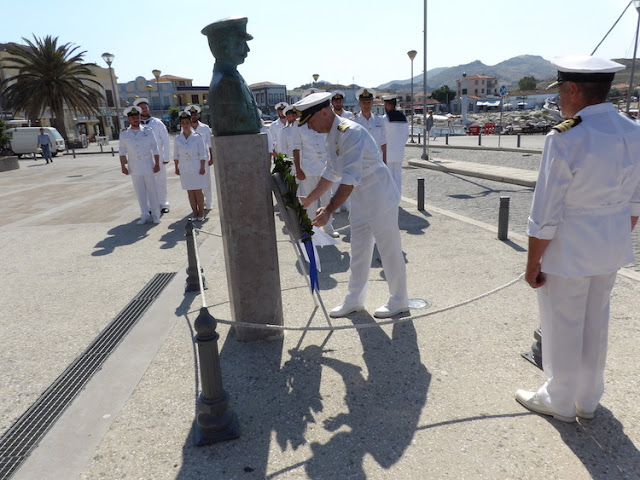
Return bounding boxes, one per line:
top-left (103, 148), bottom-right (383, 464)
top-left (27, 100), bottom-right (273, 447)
top-left (2, 0), bottom-right (638, 89)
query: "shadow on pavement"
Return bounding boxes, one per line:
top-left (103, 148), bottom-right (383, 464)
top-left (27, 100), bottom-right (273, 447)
top-left (92, 220), bottom-right (154, 256)
top-left (399, 207), bottom-right (430, 236)
top-left (175, 315), bottom-right (429, 479)
top-left (552, 406), bottom-right (640, 479)
top-left (304, 316), bottom-right (430, 478)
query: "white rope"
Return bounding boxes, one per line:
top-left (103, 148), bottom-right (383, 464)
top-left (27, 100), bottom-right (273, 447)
top-left (208, 273), bottom-right (525, 332)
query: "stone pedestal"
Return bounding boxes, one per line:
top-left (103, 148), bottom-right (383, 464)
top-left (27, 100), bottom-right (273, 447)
top-left (212, 133), bottom-right (283, 342)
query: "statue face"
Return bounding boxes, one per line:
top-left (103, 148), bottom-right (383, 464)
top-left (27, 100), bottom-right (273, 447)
top-left (215, 35), bottom-right (250, 66)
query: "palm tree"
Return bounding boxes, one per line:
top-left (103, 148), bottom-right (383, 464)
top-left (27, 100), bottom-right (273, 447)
top-left (0, 35), bottom-right (103, 141)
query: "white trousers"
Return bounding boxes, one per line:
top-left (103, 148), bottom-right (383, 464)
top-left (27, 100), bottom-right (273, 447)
top-left (131, 174), bottom-right (160, 219)
top-left (536, 271), bottom-right (617, 417)
top-left (155, 162), bottom-right (169, 209)
top-left (387, 162), bottom-right (402, 196)
top-left (204, 163), bottom-right (213, 209)
top-left (344, 205), bottom-right (408, 308)
top-left (298, 174), bottom-right (333, 229)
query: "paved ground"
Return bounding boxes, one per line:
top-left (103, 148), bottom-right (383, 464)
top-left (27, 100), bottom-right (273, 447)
top-left (2, 135), bottom-right (640, 479)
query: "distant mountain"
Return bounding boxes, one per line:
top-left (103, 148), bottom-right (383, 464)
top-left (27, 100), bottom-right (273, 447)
top-left (377, 55), bottom-right (557, 91)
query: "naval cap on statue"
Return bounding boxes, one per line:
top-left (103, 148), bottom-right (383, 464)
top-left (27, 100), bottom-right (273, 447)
top-left (292, 92), bottom-right (332, 126)
top-left (548, 55), bottom-right (625, 89)
top-left (201, 16), bottom-right (253, 40)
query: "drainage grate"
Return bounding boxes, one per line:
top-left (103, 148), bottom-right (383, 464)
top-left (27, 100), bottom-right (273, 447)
top-left (0, 272), bottom-right (176, 479)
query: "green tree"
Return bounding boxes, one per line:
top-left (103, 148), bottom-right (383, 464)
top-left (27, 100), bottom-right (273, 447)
top-left (431, 85), bottom-right (456, 105)
top-left (0, 35), bottom-right (103, 141)
top-left (518, 75), bottom-right (537, 91)
top-left (168, 106), bottom-right (181, 125)
top-left (0, 118), bottom-right (8, 153)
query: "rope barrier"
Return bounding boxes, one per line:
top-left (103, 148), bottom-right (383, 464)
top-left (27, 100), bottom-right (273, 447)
top-left (204, 273), bottom-right (525, 332)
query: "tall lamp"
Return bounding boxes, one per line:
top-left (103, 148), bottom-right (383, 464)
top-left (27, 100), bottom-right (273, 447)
top-left (626, 1), bottom-right (640, 114)
top-left (421, 0), bottom-right (429, 160)
top-left (101, 52), bottom-right (123, 135)
top-left (407, 50), bottom-right (417, 143)
top-left (152, 69), bottom-right (162, 116)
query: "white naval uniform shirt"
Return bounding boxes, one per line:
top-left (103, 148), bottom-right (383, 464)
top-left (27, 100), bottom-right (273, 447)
top-left (269, 118), bottom-right (287, 152)
top-left (528, 102), bottom-right (640, 277)
top-left (192, 121), bottom-right (212, 160)
top-left (352, 112), bottom-right (387, 150)
top-left (140, 116), bottom-right (170, 163)
top-left (292, 122), bottom-right (329, 176)
top-left (337, 110), bottom-right (354, 119)
top-left (277, 124), bottom-right (296, 158)
top-left (118, 126), bottom-right (159, 175)
top-left (383, 114), bottom-right (409, 164)
top-left (173, 131), bottom-right (206, 175)
top-left (322, 117), bottom-right (399, 225)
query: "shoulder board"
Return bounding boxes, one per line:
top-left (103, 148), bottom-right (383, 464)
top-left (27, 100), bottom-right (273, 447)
top-left (552, 116), bottom-right (582, 133)
top-left (337, 123), bottom-right (350, 132)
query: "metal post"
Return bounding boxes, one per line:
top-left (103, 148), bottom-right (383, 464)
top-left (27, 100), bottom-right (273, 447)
top-left (193, 306), bottom-right (240, 446)
top-left (185, 220), bottom-right (206, 292)
top-left (72, 148), bottom-right (76, 159)
top-left (418, 132), bottom-right (421, 144)
top-left (421, 0), bottom-right (429, 160)
top-left (100, 144), bottom-right (103, 153)
top-left (498, 196), bottom-right (510, 241)
top-left (417, 177), bottom-right (425, 211)
top-left (478, 133), bottom-right (482, 146)
top-left (521, 327), bottom-right (543, 369)
top-left (445, 133), bottom-right (449, 145)
top-left (111, 147), bottom-right (115, 157)
top-left (517, 134), bottom-right (521, 148)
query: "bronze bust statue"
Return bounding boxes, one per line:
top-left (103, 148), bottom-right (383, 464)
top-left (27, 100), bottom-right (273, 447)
top-left (201, 17), bottom-right (262, 136)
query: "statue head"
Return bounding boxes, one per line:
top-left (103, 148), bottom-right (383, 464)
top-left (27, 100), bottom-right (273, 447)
top-left (202, 16), bottom-right (253, 66)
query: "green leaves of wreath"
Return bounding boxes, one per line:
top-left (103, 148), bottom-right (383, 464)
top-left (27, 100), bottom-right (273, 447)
top-left (272, 153), bottom-right (314, 241)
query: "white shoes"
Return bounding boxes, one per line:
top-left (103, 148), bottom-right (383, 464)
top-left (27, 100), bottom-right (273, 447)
top-left (152, 215), bottom-right (161, 224)
top-left (577, 408), bottom-right (595, 420)
top-left (136, 216), bottom-right (150, 225)
top-left (373, 303), bottom-right (409, 319)
top-left (329, 303), bottom-right (364, 318)
top-left (323, 226), bottom-right (340, 238)
top-left (515, 390), bottom-right (575, 423)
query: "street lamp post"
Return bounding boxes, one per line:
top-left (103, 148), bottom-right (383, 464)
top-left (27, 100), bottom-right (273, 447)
top-left (407, 50), bottom-right (417, 143)
top-left (152, 69), bottom-right (162, 117)
top-left (101, 52), bottom-right (123, 137)
top-left (421, 0), bottom-right (429, 160)
top-left (626, 1), bottom-right (640, 114)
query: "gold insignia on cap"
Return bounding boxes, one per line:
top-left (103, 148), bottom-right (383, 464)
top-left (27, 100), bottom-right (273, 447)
top-left (552, 116), bottom-right (582, 133)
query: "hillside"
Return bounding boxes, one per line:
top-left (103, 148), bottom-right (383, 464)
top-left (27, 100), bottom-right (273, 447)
top-left (377, 54), bottom-right (557, 91)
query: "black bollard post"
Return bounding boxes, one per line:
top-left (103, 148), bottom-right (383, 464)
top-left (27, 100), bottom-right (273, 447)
top-left (417, 178), bottom-right (425, 211)
top-left (445, 133), bottom-right (449, 145)
top-left (100, 144), bottom-right (103, 153)
top-left (418, 132), bottom-right (421, 144)
top-left (517, 134), bottom-right (521, 148)
top-left (111, 147), bottom-right (115, 157)
top-left (185, 220), bottom-right (206, 292)
top-left (72, 148), bottom-right (76, 159)
top-left (498, 196), bottom-right (510, 241)
top-left (478, 133), bottom-right (482, 146)
top-left (521, 327), bottom-right (543, 369)
top-left (193, 306), bottom-right (240, 446)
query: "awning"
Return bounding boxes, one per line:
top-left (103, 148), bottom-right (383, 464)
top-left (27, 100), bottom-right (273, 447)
top-left (476, 99), bottom-right (501, 107)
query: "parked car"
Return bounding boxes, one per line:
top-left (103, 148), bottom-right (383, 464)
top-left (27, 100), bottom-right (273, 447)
top-left (6, 127), bottom-right (66, 158)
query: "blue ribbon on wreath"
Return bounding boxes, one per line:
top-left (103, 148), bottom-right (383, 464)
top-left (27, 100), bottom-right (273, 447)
top-left (301, 233), bottom-right (319, 293)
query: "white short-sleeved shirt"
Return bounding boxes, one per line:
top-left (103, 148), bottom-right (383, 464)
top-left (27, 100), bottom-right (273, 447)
top-left (528, 102), bottom-right (640, 276)
top-left (118, 126), bottom-right (159, 175)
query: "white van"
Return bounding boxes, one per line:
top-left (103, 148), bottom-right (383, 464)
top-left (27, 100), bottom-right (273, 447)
top-left (6, 127), bottom-right (66, 158)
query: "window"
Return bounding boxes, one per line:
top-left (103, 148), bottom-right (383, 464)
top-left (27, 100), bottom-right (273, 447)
top-left (106, 90), bottom-right (114, 107)
top-left (191, 94), bottom-right (199, 104)
top-left (475, 80), bottom-right (478, 85)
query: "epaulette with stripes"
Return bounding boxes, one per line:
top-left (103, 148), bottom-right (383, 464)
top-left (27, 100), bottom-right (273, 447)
top-left (552, 116), bottom-right (582, 133)
top-left (337, 123), bottom-right (350, 132)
